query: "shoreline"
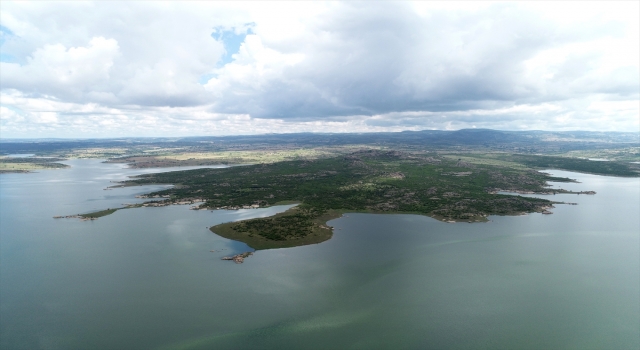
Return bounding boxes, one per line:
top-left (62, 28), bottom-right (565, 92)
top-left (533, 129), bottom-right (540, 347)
top-left (533, 167), bottom-right (640, 178)
top-left (53, 163), bottom-right (602, 250)
top-left (62, 179), bottom-right (588, 251)
top-left (208, 202), bottom-right (568, 250)
top-left (0, 166), bottom-right (69, 174)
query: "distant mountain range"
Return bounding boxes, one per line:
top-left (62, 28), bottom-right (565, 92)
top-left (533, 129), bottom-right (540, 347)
top-left (1, 129), bottom-right (638, 155)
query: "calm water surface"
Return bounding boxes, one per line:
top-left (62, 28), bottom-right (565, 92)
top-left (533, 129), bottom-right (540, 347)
top-left (1, 162), bottom-right (638, 349)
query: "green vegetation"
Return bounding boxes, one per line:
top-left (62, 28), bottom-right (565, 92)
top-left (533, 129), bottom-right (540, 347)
top-left (451, 153), bottom-right (640, 177)
top-left (122, 150), bottom-right (576, 249)
top-left (104, 146), bottom-right (377, 168)
top-left (212, 208), bottom-right (338, 250)
top-left (556, 147), bottom-right (640, 162)
top-left (0, 157), bottom-right (69, 173)
top-left (55, 148), bottom-right (133, 159)
top-left (487, 154), bottom-right (640, 177)
top-left (80, 208), bottom-right (118, 218)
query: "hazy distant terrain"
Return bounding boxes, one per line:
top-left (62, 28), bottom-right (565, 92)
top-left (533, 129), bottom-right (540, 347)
top-left (1, 129), bottom-right (639, 156)
top-left (2, 129), bottom-right (638, 174)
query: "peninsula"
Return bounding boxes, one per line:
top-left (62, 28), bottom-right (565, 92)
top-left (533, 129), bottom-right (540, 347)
top-left (28, 129), bottom-right (638, 249)
top-left (119, 150), bottom-right (587, 249)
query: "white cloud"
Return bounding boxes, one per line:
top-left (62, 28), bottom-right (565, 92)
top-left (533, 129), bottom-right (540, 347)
top-left (1, 37), bottom-right (119, 99)
top-left (0, 1), bottom-right (638, 138)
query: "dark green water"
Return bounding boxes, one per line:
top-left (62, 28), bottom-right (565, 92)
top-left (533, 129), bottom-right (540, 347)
top-left (1, 161), bottom-right (638, 349)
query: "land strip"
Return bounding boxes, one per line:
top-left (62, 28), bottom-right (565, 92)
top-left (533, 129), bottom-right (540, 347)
top-left (103, 146), bottom-right (380, 168)
top-left (442, 153), bottom-right (640, 177)
top-left (0, 157), bottom-right (69, 173)
top-left (555, 146), bottom-right (640, 162)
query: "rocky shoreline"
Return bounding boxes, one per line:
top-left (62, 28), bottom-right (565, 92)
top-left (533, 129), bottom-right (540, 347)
top-left (53, 215), bottom-right (97, 221)
top-left (220, 252), bottom-right (254, 264)
top-left (489, 188), bottom-right (596, 195)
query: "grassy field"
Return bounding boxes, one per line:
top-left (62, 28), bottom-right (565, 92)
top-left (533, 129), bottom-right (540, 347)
top-left (0, 157), bottom-right (69, 173)
top-left (555, 147), bottom-right (640, 162)
top-left (105, 146), bottom-right (381, 168)
top-left (0, 162), bottom-right (47, 171)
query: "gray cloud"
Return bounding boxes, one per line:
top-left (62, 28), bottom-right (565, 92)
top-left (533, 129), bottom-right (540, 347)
top-left (206, 2), bottom-right (637, 122)
top-left (0, 2), bottom-right (638, 137)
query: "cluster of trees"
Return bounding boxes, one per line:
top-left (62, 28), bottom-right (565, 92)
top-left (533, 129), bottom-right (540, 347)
top-left (231, 211), bottom-right (315, 241)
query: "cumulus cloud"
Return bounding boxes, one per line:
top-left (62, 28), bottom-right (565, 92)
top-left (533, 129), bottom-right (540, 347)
top-left (1, 37), bottom-right (119, 101)
top-left (0, 2), bottom-right (231, 107)
top-left (0, 1), bottom-right (638, 138)
top-left (207, 2), bottom-right (638, 119)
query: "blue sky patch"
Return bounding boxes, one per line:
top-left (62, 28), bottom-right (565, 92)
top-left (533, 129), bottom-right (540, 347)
top-left (198, 73), bottom-right (217, 85)
top-left (0, 25), bottom-right (18, 63)
top-left (0, 25), bottom-right (14, 44)
top-left (199, 24), bottom-right (254, 84)
top-left (212, 24), bottom-right (254, 66)
top-left (0, 25), bottom-right (16, 63)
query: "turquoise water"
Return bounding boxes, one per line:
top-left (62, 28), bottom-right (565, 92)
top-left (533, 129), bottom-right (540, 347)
top-left (1, 161), bottom-right (638, 349)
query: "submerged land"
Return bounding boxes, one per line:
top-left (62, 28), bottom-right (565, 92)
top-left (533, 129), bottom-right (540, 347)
top-left (3, 129), bottom-right (639, 249)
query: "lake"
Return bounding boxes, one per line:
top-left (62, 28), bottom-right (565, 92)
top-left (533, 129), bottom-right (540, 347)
top-left (1, 160), bottom-right (638, 349)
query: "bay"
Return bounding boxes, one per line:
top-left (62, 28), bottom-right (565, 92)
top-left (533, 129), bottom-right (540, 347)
top-left (1, 161), bottom-right (638, 349)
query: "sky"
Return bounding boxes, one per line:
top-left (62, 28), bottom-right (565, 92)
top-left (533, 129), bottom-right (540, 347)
top-left (0, 1), bottom-right (638, 138)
